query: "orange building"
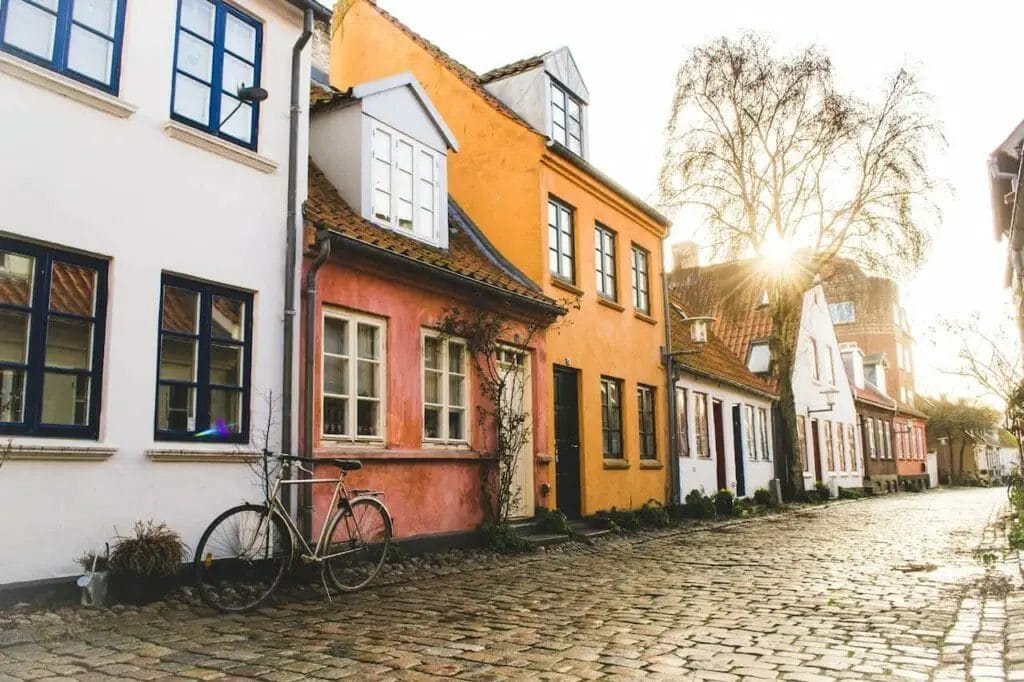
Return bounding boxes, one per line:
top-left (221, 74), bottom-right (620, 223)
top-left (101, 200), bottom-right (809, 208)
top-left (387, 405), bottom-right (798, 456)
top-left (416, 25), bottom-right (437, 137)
top-left (326, 2), bottom-right (671, 516)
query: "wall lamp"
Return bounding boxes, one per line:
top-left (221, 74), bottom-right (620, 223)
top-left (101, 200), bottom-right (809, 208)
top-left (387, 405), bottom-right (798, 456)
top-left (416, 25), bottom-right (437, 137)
top-left (807, 388), bottom-right (839, 415)
top-left (665, 316), bottom-right (715, 359)
top-left (217, 85), bottom-right (269, 132)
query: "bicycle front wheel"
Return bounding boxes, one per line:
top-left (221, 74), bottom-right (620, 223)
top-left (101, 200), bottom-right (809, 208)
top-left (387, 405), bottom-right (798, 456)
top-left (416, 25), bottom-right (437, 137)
top-left (194, 504), bottom-right (292, 613)
top-left (324, 497), bottom-right (392, 592)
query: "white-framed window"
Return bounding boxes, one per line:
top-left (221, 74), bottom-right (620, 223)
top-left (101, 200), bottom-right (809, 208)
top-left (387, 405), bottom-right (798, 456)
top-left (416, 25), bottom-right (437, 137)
top-left (744, 404), bottom-right (757, 461)
top-left (370, 122), bottom-right (442, 245)
top-left (809, 338), bottom-right (820, 382)
top-left (847, 424), bottom-right (857, 471)
top-left (757, 289), bottom-right (770, 307)
top-left (422, 331), bottom-right (468, 443)
top-left (829, 302), bottom-right (855, 324)
top-left (631, 245), bottom-right (650, 313)
top-left (550, 80), bottom-right (582, 155)
top-left (595, 224), bottom-right (617, 300)
top-left (321, 309), bottom-right (385, 441)
top-left (827, 345), bottom-right (837, 386)
top-left (747, 341), bottom-right (770, 374)
top-left (757, 406), bottom-right (770, 461)
top-left (693, 391), bottom-right (710, 459)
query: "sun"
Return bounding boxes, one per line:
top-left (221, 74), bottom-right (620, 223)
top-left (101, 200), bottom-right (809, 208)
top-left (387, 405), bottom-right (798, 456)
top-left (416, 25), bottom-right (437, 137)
top-left (760, 232), bottom-right (797, 270)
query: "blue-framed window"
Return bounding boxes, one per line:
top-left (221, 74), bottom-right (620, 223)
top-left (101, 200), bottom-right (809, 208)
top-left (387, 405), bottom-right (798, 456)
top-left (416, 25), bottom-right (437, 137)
top-left (171, 0), bottom-right (262, 150)
top-left (0, 237), bottom-right (108, 439)
top-left (155, 274), bottom-right (252, 443)
top-left (0, 0), bottom-right (127, 95)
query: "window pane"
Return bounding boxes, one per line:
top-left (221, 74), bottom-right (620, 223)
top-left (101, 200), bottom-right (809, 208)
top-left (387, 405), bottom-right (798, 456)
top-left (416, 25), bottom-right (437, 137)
top-left (224, 14), bottom-right (256, 62)
top-left (67, 26), bottom-right (113, 84)
top-left (219, 94), bottom-right (252, 143)
top-left (323, 356), bottom-right (348, 396)
top-left (173, 74), bottom-right (211, 125)
top-left (396, 140), bottom-right (413, 172)
top-left (0, 368), bottom-right (26, 423)
top-left (398, 200), bottom-right (413, 230)
top-left (41, 372), bottom-right (90, 425)
top-left (45, 318), bottom-right (92, 370)
top-left (5, 0), bottom-right (57, 61)
top-left (424, 369), bottom-right (440, 404)
top-left (356, 400), bottom-right (378, 436)
top-left (449, 343), bottom-right (464, 374)
top-left (424, 337), bottom-right (441, 370)
top-left (180, 0), bottom-right (215, 40)
top-left (210, 343), bottom-right (242, 386)
top-left (176, 30), bottom-right (213, 82)
top-left (372, 190), bottom-right (391, 222)
top-left (449, 409), bottom-right (464, 441)
top-left (357, 360), bottom-right (377, 398)
top-left (0, 310), bottom-right (30, 363)
top-left (0, 251), bottom-right (35, 306)
top-left (323, 396), bottom-right (347, 435)
top-left (159, 336), bottom-right (196, 381)
top-left (373, 130), bottom-right (391, 161)
top-left (50, 261), bottom-right (96, 316)
top-left (449, 375), bottom-right (464, 408)
top-left (73, 0), bottom-right (117, 35)
top-left (357, 324), bottom-right (378, 360)
top-left (222, 52), bottom-right (254, 91)
top-left (212, 296), bottom-right (244, 340)
top-left (209, 389), bottom-right (242, 433)
top-left (419, 179), bottom-right (434, 210)
top-left (424, 406), bottom-right (441, 439)
top-left (162, 286), bottom-right (199, 333)
top-left (324, 317), bottom-right (347, 355)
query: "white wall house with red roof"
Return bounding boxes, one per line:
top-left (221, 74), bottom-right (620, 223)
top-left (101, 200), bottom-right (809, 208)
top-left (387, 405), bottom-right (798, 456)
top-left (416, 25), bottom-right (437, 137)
top-left (0, 0), bottom-right (325, 587)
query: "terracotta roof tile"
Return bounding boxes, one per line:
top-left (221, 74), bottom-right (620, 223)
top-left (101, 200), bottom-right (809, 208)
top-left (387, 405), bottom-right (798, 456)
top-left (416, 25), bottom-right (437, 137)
top-left (479, 53), bottom-right (547, 83)
top-left (0, 261), bottom-right (95, 317)
top-left (305, 163), bottom-right (560, 312)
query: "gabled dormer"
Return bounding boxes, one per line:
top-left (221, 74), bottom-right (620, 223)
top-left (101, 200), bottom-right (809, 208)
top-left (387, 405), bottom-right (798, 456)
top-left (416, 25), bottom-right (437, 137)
top-left (481, 47), bottom-right (590, 158)
top-left (310, 73), bottom-right (458, 248)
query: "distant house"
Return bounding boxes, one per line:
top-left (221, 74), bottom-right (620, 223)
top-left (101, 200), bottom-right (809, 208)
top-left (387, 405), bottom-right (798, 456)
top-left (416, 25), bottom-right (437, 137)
top-left (988, 123), bottom-right (1024, 361)
top-left (670, 260), bottom-right (863, 493)
top-left (669, 299), bottom-right (778, 499)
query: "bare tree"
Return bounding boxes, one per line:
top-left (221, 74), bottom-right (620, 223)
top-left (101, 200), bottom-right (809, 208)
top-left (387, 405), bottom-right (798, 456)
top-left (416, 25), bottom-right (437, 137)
top-left (659, 34), bottom-right (943, 499)
top-left (920, 395), bottom-right (1001, 483)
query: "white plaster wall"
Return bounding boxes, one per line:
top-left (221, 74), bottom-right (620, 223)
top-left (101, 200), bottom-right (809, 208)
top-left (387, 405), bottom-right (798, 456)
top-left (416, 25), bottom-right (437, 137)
top-left (675, 376), bottom-right (775, 499)
top-left (310, 103), bottom-right (363, 209)
top-left (484, 67), bottom-right (547, 136)
top-left (793, 286), bottom-right (863, 491)
top-left (0, 0), bottom-right (311, 585)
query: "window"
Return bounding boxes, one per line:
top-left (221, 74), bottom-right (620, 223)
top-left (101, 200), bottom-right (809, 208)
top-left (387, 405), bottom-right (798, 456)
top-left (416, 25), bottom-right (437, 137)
top-left (884, 421), bottom-right (893, 460)
top-left (876, 420), bottom-right (887, 460)
top-left (156, 276), bottom-right (252, 442)
top-left (550, 80), bottom-right (582, 155)
top-left (865, 418), bottom-right (877, 459)
top-left (797, 415), bottom-right (808, 471)
top-left (757, 289), bottom-right (769, 307)
top-left (758, 406), bottom-right (770, 461)
top-left (693, 391), bottom-right (709, 459)
top-left (637, 384), bottom-right (655, 460)
top-left (675, 386), bottom-right (688, 458)
top-left (809, 338), bottom-right (820, 381)
top-left (896, 341), bottom-right (904, 369)
top-left (824, 421), bottom-right (835, 471)
top-left (836, 422), bottom-right (846, 471)
top-left (631, 245), bottom-right (650, 313)
top-left (0, 0), bottom-right (126, 94)
top-left (369, 123), bottom-right (442, 244)
top-left (744, 405), bottom-right (757, 461)
top-left (827, 346), bottom-right (837, 386)
top-left (847, 424), bottom-right (857, 471)
top-left (594, 225), bottom-right (617, 300)
top-left (829, 302), bottom-right (855, 324)
top-left (320, 311), bottom-right (385, 441)
top-left (172, 0), bottom-right (263, 149)
top-left (0, 238), bottom-right (107, 438)
top-left (548, 198), bottom-right (575, 283)
top-left (600, 376), bottom-right (623, 459)
top-left (747, 341), bottom-right (770, 374)
top-left (423, 332), bottom-right (467, 443)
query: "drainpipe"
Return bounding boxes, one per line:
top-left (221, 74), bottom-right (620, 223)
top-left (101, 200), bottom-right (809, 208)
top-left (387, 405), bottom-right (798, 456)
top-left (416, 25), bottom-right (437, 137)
top-left (663, 270), bottom-right (680, 506)
top-left (300, 231), bottom-right (331, 540)
top-left (281, 9), bottom-right (314, 516)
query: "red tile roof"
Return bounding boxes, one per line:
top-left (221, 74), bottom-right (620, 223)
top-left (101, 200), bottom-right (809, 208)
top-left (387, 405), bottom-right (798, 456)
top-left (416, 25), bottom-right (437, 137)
top-left (0, 261), bottom-right (95, 317)
top-left (305, 163), bottom-right (562, 313)
top-left (479, 54), bottom-right (547, 83)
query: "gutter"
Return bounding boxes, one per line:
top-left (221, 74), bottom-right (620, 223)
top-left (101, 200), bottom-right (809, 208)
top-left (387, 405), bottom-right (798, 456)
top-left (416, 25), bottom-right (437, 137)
top-left (281, 9), bottom-right (313, 516)
top-left (674, 364), bottom-right (778, 402)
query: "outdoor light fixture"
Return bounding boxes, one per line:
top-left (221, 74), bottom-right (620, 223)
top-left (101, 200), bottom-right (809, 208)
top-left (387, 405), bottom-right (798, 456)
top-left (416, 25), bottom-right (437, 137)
top-left (216, 85), bottom-right (270, 133)
top-left (807, 388), bottom-right (839, 415)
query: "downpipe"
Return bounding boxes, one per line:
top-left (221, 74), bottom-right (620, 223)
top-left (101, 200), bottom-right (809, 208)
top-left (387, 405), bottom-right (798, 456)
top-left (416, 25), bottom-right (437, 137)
top-left (663, 270), bottom-right (680, 506)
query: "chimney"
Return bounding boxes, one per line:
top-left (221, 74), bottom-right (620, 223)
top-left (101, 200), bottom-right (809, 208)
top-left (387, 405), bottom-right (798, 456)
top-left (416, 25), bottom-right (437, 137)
top-left (671, 241), bottom-right (700, 273)
top-left (839, 342), bottom-right (865, 390)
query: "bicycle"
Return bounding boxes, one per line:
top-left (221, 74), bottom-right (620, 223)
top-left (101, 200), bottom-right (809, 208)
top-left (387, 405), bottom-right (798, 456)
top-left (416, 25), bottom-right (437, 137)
top-left (193, 452), bottom-right (393, 613)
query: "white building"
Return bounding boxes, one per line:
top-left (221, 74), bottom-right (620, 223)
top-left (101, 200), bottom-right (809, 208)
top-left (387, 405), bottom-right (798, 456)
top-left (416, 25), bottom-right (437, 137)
top-left (0, 0), bottom-right (328, 588)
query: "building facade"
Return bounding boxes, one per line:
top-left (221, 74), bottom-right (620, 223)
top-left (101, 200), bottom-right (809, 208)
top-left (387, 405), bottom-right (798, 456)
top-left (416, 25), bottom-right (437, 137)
top-left (842, 345), bottom-right (898, 493)
top-left (0, 0), bottom-right (326, 586)
top-left (325, 1), bottom-right (671, 517)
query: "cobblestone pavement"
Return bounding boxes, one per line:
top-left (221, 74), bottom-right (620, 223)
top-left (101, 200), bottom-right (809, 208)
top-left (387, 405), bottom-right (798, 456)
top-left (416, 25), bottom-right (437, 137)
top-left (0, 488), bottom-right (1020, 681)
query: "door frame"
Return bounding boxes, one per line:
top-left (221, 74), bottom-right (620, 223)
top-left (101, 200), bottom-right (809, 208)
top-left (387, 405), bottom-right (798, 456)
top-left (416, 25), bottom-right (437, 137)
top-left (712, 399), bottom-right (727, 491)
top-left (811, 418), bottom-right (824, 484)
top-left (501, 348), bottom-right (534, 520)
top-left (553, 365), bottom-right (582, 518)
top-left (732, 404), bottom-right (746, 497)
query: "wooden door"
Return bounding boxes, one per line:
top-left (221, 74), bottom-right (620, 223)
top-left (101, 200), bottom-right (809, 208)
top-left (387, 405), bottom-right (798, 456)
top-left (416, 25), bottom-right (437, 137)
top-left (713, 400), bottom-right (727, 491)
top-left (553, 366), bottom-right (581, 518)
top-left (811, 418), bottom-right (824, 483)
top-left (500, 349), bottom-right (533, 520)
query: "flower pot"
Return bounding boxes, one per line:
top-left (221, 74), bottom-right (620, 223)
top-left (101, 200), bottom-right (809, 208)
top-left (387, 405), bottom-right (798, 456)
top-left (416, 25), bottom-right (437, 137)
top-left (109, 574), bottom-right (173, 605)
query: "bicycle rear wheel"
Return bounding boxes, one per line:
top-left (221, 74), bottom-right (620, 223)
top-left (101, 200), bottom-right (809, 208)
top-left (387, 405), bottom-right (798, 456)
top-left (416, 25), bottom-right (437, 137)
top-left (324, 497), bottom-right (392, 592)
top-left (194, 504), bottom-right (292, 613)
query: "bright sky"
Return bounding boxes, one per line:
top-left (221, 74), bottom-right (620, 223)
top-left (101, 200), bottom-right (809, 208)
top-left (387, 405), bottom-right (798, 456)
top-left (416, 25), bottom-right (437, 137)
top-left (332, 0), bottom-right (1022, 401)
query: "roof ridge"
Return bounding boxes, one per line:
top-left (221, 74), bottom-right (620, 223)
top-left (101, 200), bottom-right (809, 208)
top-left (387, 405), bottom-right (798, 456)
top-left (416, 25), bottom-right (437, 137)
top-left (479, 52), bottom-right (549, 83)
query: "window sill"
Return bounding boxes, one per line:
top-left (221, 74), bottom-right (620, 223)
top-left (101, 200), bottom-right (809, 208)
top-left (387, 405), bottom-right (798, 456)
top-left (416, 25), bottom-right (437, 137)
top-left (422, 440), bottom-right (471, 450)
top-left (314, 446), bottom-right (486, 462)
top-left (4, 443), bottom-right (117, 462)
top-left (163, 121), bottom-right (278, 174)
top-left (634, 311), bottom-right (657, 325)
top-left (146, 448), bottom-right (260, 463)
top-left (0, 52), bottom-right (137, 118)
top-left (639, 459), bottom-right (663, 469)
top-left (603, 458), bottom-right (630, 470)
top-left (597, 296), bottom-right (624, 312)
top-left (550, 277), bottom-right (584, 297)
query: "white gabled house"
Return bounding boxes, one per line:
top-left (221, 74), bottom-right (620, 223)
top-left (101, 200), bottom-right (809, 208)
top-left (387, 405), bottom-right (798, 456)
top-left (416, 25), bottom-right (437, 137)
top-left (0, 0), bottom-right (328, 589)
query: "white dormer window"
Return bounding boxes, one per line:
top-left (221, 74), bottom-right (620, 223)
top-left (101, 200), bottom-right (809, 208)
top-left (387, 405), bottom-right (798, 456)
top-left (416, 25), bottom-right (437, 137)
top-left (748, 341), bottom-right (771, 373)
top-left (370, 122), bottom-right (441, 245)
top-left (550, 81), bottom-right (583, 155)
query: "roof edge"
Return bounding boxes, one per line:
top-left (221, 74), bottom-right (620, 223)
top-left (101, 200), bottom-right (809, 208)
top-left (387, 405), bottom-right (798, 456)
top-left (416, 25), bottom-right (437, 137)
top-left (675, 365), bottom-right (778, 401)
top-left (351, 72), bottom-right (459, 151)
top-left (288, 0), bottom-right (331, 20)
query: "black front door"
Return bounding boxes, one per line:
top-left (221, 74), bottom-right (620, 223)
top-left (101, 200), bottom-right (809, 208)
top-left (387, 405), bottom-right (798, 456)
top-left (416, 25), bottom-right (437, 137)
top-left (713, 400), bottom-right (727, 491)
top-left (732, 405), bottom-right (746, 497)
top-left (811, 418), bottom-right (824, 484)
top-left (554, 366), bottom-right (582, 518)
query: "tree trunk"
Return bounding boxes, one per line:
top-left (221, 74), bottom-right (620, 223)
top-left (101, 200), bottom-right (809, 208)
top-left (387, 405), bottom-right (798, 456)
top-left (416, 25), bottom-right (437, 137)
top-left (957, 440), bottom-right (966, 483)
top-left (770, 290), bottom-right (805, 501)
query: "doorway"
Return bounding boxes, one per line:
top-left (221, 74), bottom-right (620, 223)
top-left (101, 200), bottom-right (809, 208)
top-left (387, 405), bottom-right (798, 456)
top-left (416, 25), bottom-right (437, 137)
top-left (553, 366), bottom-right (581, 518)
top-left (811, 418), bottom-right (824, 484)
top-left (732, 405), bottom-right (746, 497)
top-left (713, 400), bottom-right (727, 491)
top-left (500, 349), bottom-right (533, 520)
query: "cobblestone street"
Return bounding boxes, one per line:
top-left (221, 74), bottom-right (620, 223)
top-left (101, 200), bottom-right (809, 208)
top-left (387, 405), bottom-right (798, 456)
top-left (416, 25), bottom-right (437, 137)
top-left (1, 488), bottom-right (1021, 681)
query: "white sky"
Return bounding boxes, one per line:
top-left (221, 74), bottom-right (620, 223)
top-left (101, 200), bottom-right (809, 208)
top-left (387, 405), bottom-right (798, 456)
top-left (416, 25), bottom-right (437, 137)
top-left (331, 0), bottom-right (1023, 401)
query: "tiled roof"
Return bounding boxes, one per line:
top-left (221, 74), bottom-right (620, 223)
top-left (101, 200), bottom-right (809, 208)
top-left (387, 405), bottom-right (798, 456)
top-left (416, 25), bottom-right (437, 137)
top-left (360, 2), bottom-right (535, 129)
top-left (853, 382), bottom-right (895, 410)
top-left (0, 262), bottom-right (94, 317)
top-left (305, 163), bottom-right (562, 313)
top-left (479, 53), bottom-right (547, 83)
top-left (310, 81), bottom-right (354, 109)
top-left (670, 297), bottom-right (777, 399)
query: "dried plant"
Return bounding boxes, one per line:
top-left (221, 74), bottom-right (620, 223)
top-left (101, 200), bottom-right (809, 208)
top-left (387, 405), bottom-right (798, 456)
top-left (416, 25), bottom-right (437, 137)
top-left (109, 521), bottom-right (186, 578)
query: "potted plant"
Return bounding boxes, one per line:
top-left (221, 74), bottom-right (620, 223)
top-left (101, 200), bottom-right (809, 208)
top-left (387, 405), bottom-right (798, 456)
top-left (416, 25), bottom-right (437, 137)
top-left (76, 547), bottom-right (111, 607)
top-left (109, 521), bottom-right (186, 605)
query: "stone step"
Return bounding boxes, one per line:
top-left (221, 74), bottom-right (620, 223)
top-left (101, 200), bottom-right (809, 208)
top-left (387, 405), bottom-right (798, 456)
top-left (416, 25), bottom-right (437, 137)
top-left (520, 532), bottom-right (570, 548)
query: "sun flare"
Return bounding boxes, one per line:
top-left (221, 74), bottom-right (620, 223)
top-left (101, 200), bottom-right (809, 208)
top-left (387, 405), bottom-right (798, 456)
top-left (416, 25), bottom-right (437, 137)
top-left (760, 233), bottom-right (797, 269)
